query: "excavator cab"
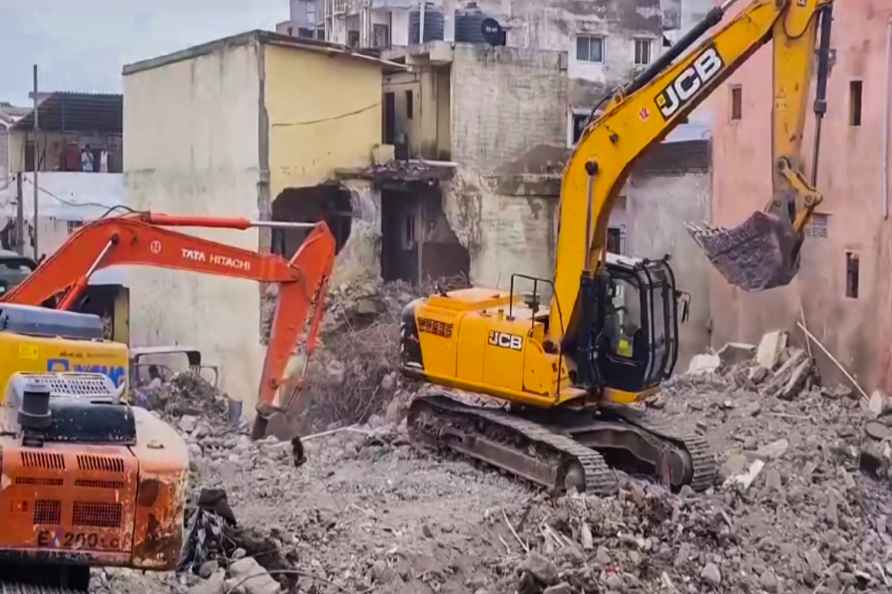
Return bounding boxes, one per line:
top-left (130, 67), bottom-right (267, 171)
top-left (594, 254), bottom-right (680, 395)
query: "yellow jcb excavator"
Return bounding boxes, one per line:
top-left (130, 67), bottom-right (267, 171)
top-left (400, 0), bottom-right (834, 494)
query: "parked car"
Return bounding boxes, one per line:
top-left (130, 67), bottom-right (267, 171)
top-left (0, 250), bottom-right (37, 295)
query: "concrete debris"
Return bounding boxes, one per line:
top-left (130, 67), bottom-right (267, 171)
top-left (700, 562), bottom-right (722, 587)
top-left (687, 353), bottom-right (720, 375)
top-left (520, 552), bottom-right (559, 586)
top-left (724, 459), bottom-right (765, 491)
top-left (756, 330), bottom-right (788, 370)
top-left (542, 583), bottom-right (572, 594)
top-left (228, 557), bottom-right (281, 594)
top-left (187, 569), bottom-right (225, 594)
top-left (717, 342), bottom-right (756, 368)
top-left (868, 389), bottom-right (892, 418)
top-left (99, 281), bottom-right (889, 594)
top-left (755, 438), bottom-right (789, 460)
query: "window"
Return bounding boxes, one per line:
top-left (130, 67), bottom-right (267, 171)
top-left (850, 80), bottom-right (863, 126)
top-left (634, 38), bottom-right (652, 65)
top-left (347, 30), bottom-right (360, 48)
top-left (406, 90), bottom-right (414, 120)
top-left (571, 112), bottom-right (589, 144)
top-left (403, 213), bottom-right (416, 249)
top-left (373, 23), bottom-right (390, 49)
top-left (67, 220), bottom-right (84, 234)
top-left (845, 252), bottom-right (859, 298)
top-left (805, 212), bottom-right (829, 238)
top-left (731, 85), bottom-right (743, 121)
top-left (576, 36), bottom-right (604, 63)
top-left (287, 26), bottom-right (293, 36)
top-left (607, 227), bottom-right (622, 254)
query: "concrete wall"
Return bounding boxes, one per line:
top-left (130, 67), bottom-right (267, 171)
top-left (0, 127), bottom-right (8, 188)
top-left (450, 44), bottom-right (568, 171)
top-left (124, 39), bottom-right (265, 405)
top-left (264, 43), bottom-right (382, 200)
top-left (707, 1), bottom-right (892, 391)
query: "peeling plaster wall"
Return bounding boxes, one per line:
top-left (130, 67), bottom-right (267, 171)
top-left (450, 44), bottom-right (568, 172)
top-left (332, 179), bottom-right (382, 288)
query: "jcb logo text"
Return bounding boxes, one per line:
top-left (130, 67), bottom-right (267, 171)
top-left (655, 45), bottom-right (723, 119)
top-left (488, 331), bottom-right (523, 351)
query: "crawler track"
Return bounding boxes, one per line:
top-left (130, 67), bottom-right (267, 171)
top-left (409, 394), bottom-right (617, 495)
top-left (409, 393), bottom-right (717, 494)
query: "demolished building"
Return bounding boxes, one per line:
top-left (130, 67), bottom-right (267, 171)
top-left (122, 31), bottom-right (403, 408)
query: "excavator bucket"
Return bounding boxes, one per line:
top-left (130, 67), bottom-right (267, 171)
top-left (687, 211), bottom-right (800, 292)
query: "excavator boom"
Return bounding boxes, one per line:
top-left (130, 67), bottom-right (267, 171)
top-left (1, 212), bottom-right (336, 435)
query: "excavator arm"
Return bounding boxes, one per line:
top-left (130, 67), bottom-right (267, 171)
top-left (551, 0), bottom-right (833, 347)
top-left (1, 213), bottom-right (336, 436)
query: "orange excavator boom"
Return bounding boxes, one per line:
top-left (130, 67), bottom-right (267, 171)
top-left (1, 212), bottom-right (336, 437)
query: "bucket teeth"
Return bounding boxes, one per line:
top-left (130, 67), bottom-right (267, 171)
top-left (687, 211), bottom-right (800, 292)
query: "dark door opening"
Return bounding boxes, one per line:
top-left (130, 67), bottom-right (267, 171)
top-left (381, 187), bottom-right (469, 285)
top-left (384, 92), bottom-right (396, 145)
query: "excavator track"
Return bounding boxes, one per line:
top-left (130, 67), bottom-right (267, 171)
top-left (409, 394), bottom-right (617, 495)
top-left (603, 405), bottom-right (718, 492)
top-left (409, 393), bottom-right (718, 495)
top-left (0, 583), bottom-right (84, 594)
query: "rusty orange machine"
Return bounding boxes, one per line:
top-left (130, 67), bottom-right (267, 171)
top-left (0, 305), bottom-right (185, 590)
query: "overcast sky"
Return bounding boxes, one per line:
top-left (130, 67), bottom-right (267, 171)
top-left (0, 0), bottom-right (286, 105)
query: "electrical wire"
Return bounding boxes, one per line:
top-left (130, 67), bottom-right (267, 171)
top-left (13, 176), bottom-right (146, 219)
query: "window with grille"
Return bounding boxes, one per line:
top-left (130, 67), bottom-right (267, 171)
top-left (576, 36), bottom-right (604, 63)
top-left (373, 24), bottom-right (390, 48)
top-left (634, 38), bottom-right (652, 65)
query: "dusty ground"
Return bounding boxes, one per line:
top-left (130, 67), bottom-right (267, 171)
top-left (92, 365), bottom-right (892, 594)
top-left (88, 283), bottom-right (892, 594)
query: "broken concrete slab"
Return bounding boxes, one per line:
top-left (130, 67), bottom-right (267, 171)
top-left (229, 557), bottom-right (281, 594)
top-left (755, 438), bottom-right (789, 460)
top-left (868, 390), bottom-right (892, 419)
top-left (724, 459), bottom-right (765, 491)
top-left (687, 353), bottom-right (720, 375)
top-left (748, 365), bottom-right (769, 385)
top-left (719, 452), bottom-right (748, 482)
top-left (717, 342), bottom-right (756, 367)
top-left (778, 359), bottom-right (812, 400)
top-left (701, 562), bottom-right (722, 587)
top-left (756, 330), bottom-right (788, 370)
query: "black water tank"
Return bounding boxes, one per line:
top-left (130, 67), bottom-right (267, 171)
top-left (455, 2), bottom-right (488, 43)
top-left (409, 6), bottom-right (445, 44)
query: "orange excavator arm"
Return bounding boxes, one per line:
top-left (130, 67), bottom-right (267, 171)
top-left (1, 212), bottom-right (336, 436)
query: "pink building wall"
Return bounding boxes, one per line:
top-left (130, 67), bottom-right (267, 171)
top-left (708, 1), bottom-right (892, 391)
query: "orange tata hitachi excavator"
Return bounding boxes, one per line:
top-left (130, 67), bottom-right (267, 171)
top-left (0, 212), bottom-right (334, 590)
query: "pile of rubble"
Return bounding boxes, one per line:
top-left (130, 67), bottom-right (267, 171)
top-left (100, 315), bottom-right (892, 594)
top-left (684, 329), bottom-right (833, 402)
